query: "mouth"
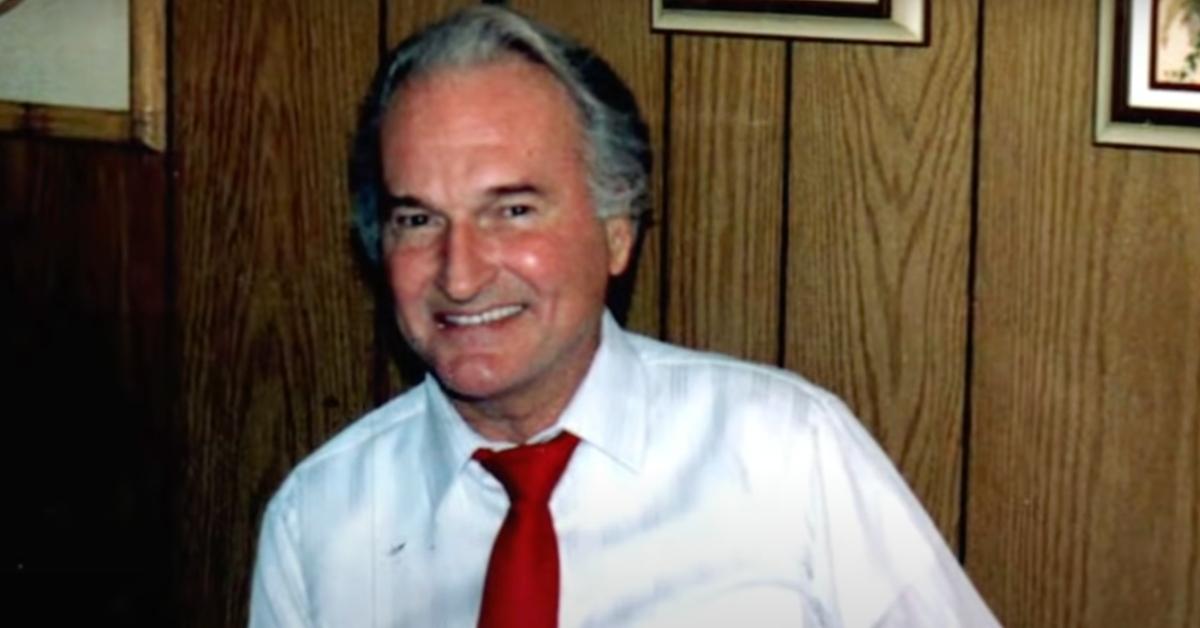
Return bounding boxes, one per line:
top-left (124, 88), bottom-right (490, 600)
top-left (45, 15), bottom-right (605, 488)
top-left (436, 304), bottom-right (525, 328)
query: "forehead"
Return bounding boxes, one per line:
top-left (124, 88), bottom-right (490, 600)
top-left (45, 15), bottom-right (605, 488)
top-left (381, 58), bottom-right (584, 155)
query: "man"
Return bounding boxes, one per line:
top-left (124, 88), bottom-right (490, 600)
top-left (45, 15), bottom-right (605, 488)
top-left (250, 6), bottom-right (1000, 627)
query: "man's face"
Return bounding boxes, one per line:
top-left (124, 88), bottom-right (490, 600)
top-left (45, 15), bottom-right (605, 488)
top-left (379, 59), bottom-right (634, 416)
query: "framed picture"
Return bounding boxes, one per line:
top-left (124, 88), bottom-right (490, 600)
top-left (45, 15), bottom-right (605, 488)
top-left (1095, 0), bottom-right (1200, 151)
top-left (651, 0), bottom-right (928, 45)
top-left (0, 0), bottom-right (166, 150)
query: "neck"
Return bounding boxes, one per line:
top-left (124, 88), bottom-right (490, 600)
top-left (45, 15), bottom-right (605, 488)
top-left (453, 393), bottom-right (571, 444)
top-left (450, 337), bottom-right (599, 444)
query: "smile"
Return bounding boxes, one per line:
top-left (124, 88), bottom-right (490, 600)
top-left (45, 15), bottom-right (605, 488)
top-left (440, 304), bottom-right (525, 327)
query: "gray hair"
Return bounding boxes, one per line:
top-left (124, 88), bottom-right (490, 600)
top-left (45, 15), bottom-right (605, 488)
top-left (349, 5), bottom-right (651, 262)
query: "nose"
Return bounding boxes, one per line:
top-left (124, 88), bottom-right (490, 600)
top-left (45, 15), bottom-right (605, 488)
top-left (437, 222), bottom-right (495, 302)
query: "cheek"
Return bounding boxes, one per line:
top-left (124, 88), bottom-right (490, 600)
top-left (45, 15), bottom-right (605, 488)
top-left (507, 240), bottom-right (559, 278)
top-left (385, 249), bottom-right (434, 309)
top-left (506, 228), bottom-right (611, 295)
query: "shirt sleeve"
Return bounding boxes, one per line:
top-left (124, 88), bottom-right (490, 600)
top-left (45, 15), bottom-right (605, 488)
top-left (805, 392), bottom-right (1001, 628)
top-left (249, 485), bottom-right (314, 628)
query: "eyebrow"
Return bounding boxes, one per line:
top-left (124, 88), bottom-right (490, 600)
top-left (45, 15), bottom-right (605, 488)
top-left (380, 193), bottom-right (426, 211)
top-left (486, 183), bottom-right (542, 199)
top-left (379, 184), bottom-right (544, 212)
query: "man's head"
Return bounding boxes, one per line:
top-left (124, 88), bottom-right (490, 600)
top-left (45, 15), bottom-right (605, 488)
top-left (351, 5), bottom-right (651, 262)
top-left (350, 7), bottom-right (651, 436)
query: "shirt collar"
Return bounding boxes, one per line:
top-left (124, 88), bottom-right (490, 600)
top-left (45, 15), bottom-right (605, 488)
top-left (554, 310), bottom-right (648, 472)
top-left (419, 310), bottom-right (649, 512)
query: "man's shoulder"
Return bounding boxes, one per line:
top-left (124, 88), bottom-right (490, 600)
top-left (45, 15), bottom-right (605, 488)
top-left (610, 328), bottom-right (868, 461)
top-left (274, 384), bottom-right (431, 494)
top-left (621, 328), bottom-right (845, 415)
top-left (616, 328), bottom-right (903, 509)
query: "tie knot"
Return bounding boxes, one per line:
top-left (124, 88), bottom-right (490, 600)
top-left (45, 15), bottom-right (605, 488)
top-left (474, 431), bottom-right (580, 505)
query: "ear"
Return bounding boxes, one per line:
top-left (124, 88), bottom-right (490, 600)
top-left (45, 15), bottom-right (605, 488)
top-left (603, 216), bottom-right (635, 276)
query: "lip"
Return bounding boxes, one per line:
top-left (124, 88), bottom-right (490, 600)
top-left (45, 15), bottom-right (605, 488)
top-left (434, 304), bottom-right (526, 328)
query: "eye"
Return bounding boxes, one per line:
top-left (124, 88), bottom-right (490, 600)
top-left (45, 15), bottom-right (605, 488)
top-left (501, 204), bottom-right (534, 218)
top-left (389, 209), bottom-right (434, 229)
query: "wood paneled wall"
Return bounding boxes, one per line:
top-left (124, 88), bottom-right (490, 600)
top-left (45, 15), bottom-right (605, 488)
top-left (1, 140), bottom-right (170, 623)
top-left (967, 1), bottom-right (1200, 627)
top-left (787, 0), bottom-right (979, 543)
top-left (666, 35), bottom-right (787, 364)
top-left (3, 1), bottom-right (1199, 626)
top-left (171, 1), bottom-right (379, 624)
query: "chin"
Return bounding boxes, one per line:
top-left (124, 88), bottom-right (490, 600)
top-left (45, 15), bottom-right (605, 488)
top-left (432, 359), bottom-right (515, 402)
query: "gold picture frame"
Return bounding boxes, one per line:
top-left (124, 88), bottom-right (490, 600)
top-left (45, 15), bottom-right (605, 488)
top-left (1095, 0), bottom-right (1200, 152)
top-left (651, 0), bottom-right (928, 45)
top-left (0, 0), bottom-right (166, 151)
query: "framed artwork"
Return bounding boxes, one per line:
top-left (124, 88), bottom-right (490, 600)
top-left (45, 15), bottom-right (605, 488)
top-left (651, 0), bottom-right (928, 45)
top-left (1095, 0), bottom-right (1200, 151)
top-left (0, 0), bottom-right (166, 150)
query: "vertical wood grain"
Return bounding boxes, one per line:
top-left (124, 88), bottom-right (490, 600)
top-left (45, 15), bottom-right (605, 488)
top-left (785, 0), bottom-right (979, 546)
top-left (969, 1), bottom-right (1200, 626)
top-left (386, 0), bottom-right (478, 49)
top-left (1, 139), bottom-right (170, 624)
top-left (508, 0), bottom-right (666, 338)
top-left (173, 1), bottom-right (378, 624)
top-left (665, 35), bottom-right (786, 363)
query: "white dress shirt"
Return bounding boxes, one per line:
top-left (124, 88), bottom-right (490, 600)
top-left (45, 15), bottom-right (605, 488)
top-left (250, 312), bottom-right (999, 627)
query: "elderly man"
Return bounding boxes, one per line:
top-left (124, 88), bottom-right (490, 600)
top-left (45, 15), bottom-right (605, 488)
top-left (250, 6), bottom-right (999, 627)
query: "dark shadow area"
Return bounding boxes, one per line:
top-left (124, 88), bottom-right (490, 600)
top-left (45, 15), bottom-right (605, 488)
top-left (2, 137), bottom-right (174, 627)
top-left (3, 258), bottom-right (173, 628)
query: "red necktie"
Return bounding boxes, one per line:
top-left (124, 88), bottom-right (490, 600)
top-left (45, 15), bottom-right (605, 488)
top-left (473, 431), bottom-right (581, 628)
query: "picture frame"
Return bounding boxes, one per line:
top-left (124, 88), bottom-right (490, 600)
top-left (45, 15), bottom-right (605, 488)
top-left (0, 0), bottom-right (166, 151)
top-left (651, 0), bottom-right (928, 45)
top-left (1095, 0), bottom-right (1200, 152)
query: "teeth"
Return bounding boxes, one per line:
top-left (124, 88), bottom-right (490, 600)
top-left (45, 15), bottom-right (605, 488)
top-left (443, 305), bottom-right (524, 327)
